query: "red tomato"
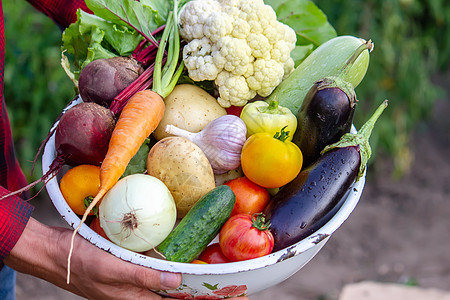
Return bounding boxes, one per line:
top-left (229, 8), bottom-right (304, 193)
top-left (90, 217), bottom-right (110, 241)
top-left (226, 105), bottom-right (244, 116)
top-left (198, 243), bottom-right (231, 264)
top-left (225, 177), bottom-right (270, 216)
top-left (219, 213), bottom-right (274, 261)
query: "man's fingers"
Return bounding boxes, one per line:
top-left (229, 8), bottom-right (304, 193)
top-left (130, 265), bottom-right (182, 291)
top-left (160, 272), bottom-right (183, 290)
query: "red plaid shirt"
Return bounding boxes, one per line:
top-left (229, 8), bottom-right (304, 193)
top-left (0, 0), bottom-right (90, 269)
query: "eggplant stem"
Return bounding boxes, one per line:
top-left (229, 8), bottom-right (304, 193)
top-left (321, 99), bottom-right (388, 181)
top-left (358, 99), bottom-right (388, 138)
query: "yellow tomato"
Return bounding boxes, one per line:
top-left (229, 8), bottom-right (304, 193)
top-left (240, 129), bottom-right (303, 188)
top-left (60, 164), bottom-right (101, 215)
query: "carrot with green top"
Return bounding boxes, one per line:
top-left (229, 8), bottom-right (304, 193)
top-left (66, 0), bottom-right (184, 283)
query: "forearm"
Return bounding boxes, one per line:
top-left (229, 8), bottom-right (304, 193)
top-left (4, 218), bottom-right (82, 296)
top-left (4, 217), bottom-right (184, 299)
top-left (0, 188), bottom-right (34, 269)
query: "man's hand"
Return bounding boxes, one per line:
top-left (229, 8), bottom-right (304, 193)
top-left (5, 218), bottom-right (181, 299)
top-left (5, 218), bottom-right (250, 299)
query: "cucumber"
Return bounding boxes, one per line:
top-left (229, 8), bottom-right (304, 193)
top-left (267, 35), bottom-right (373, 115)
top-left (156, 185), bottom-right (235, 263)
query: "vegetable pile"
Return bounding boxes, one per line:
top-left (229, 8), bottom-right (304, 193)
top-left (17, 0), bottom-right (389, 282)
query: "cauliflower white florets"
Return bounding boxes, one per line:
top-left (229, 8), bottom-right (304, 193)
top-left (179, 0), bottom-right (296, 107)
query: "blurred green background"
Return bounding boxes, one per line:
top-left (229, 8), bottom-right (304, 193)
top-left (3, 0), bottom-right (449, 191)
top-left (4, 1), bottom-right (76, 185)
top-left (315, 0), bottom-right (449, 177)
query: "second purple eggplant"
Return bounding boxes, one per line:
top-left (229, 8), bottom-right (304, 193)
top-left (265, 100), bottom-right (388, 252)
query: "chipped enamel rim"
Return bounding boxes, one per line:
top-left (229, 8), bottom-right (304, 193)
top-left (42, 96), bottom-right (365, 275)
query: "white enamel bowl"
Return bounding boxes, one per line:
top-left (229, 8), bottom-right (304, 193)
top-left (42, 97), bottom-right (365, 298)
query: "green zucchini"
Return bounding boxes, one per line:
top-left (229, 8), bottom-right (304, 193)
top-left (156, 185), bottom-right (235, 263)
top-left (267, 35), bottom-right (373, 115)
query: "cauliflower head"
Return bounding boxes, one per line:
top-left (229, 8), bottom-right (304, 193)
top-left (180, 0), bottom-right (296, 107)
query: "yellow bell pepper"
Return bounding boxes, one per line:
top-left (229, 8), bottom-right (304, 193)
top-left (240, 100), bottom-right (297, 140)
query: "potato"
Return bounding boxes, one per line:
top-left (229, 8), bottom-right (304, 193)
top-left (147, 137), bottom-right (216, 218)
top-left (153, 84), bottom-right (226, 140)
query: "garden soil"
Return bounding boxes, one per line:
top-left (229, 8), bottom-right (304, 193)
top-left (14, 72), bottom-right (449, 300)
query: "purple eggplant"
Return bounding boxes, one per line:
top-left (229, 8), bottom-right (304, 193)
top-left (264, 100), bottom-right (388, 252)
top-left (292, 76), bottom-right (357, 167)
top-left (292, 42), bottom-right (373, 168)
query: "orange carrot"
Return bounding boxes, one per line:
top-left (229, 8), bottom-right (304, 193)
top-left (98, 90), bottom-right (165, 199)
top-left (66, 0), bottom-right (184, 282)
top-left (66, 90), bottom-right (164, 282)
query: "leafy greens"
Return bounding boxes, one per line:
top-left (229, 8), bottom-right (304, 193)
top-left (265, 0), bottom-right (337, 66)
top-left (61, 0), bottom-right (336, 86)
top-left (61, 0), bottom-right (170, 85)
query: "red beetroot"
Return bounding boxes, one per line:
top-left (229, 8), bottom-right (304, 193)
top-left (78, 56), bottom-right (143, 107)
top-left (56, 102), bottom-right (115, 166)
top-left (1, 102), bottom-right (115, 200)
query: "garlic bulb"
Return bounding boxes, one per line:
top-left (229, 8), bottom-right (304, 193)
top-left (165, 115), bottom-right (247, 174)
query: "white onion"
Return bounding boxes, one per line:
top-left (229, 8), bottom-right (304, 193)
top-left (99, 174), bottom-right (177, 252)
